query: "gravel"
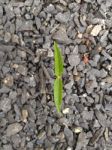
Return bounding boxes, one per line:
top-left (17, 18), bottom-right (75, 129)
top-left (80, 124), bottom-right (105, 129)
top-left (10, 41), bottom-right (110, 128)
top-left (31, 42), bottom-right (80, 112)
top-left (0, 98), bottom-right (11, 113)
top-left (52, 25), bottom-right (71, 44)
top-left (0, 0), bottom-right (112, 149)
top-left (6, 123), bottom-right (22, 137)
top-left (55, 12), bottom-right (70, 24)
top-left (64, 127), bottom-right (74, 146)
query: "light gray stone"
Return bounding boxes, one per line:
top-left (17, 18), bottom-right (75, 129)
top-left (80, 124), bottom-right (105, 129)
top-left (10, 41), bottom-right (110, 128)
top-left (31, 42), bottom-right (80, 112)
top-left (0, 98), bottom-right (11, 113)
top-left (6, 123), bottom-right (22, 136)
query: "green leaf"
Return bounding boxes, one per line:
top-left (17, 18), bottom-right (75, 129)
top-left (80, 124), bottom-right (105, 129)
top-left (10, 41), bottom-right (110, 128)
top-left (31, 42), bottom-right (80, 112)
top-left (54, 41), bottom-right (64, 77)
top-left (54, 78), bottom-right (63, 113)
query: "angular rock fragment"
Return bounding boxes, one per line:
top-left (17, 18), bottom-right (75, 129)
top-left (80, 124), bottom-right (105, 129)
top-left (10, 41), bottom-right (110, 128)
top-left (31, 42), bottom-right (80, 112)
top-left (55, 12), bottom-right (70, 24)
top-left (0, 6), bottom-right (3, 18)
top-left (16, 19), bottom-right (33, 32)
top-left (75, 132), bottom-right (88, 149)
top-left (68, 54), bottom-right (80, 67)
top-left (95, 109), bottom-right (110, 127)
top-left (90, 25), bottom-right (102, 36)
top-left (64, 127), bottom-right (74, 146)
top-left (0, 98), bottom-right (11, 113)
top-left (3, 75), bottom-right (14, 87)
top-left (5, 4), bottom-right (15, 20)
top-left (52, 25), bottom-right (71, 44)
top-left (17, 65), bottom-right (27, 76)
top-left (89, 127), bottom-right (105, 145)
top-left (4, 32), bottom-right (11, 43)
top-left (6, 123), bottom-right (22, 136)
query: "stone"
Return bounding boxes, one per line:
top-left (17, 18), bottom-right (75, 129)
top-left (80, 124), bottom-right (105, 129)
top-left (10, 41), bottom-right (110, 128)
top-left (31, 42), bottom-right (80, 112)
top-left (73, 127), bottom-right (83, 133)
top-left (101, 50), bottom-right (112, 61)
top-left (53, 123), bottom-right (60, 134)
top-left (55, 12), bottom-right (70, 24)
top-left (17, 65), bottom-right (27, 76)
top-left (90, 25), bottom-right (102, 36)
top-left (12, 34), bottom-right (19, 44)
top-left (82, 110), bottom-right (94, 120)
top-left (100, 69), bottom-right (107, 78)
top-left (25, 0), bottom-right (33, 6)
top-left (28, 76), bottom-right (36, 87)
top-left (2, 66), bottom-right (10, 74)
top-left (0, 6), bottom-right (3, 18)
top-left (65, 80), bottom-right (74, 90)
top-left (68, 54), bottom-right (80, 67)
top-left (6, 123), bottom-right (22, 136)
top-left (85, 79), bottom-right (97, 94)
top-left (33, 0), bottom-right (40, 6)
top-left (21, 109), bottom-right (28, 122)
top-left (62, 108), bottom-right (70, 114)
top-left (46, 4), bottom-right (55, 13)
top-left (5, 4), bottom-right (15, 20)
top-left (3, 144), bottom-right (13, 150)
top-left (11, 134), bottom-right (21, 148)
top-left (64, 127), bottom-right (74, 146)
top-left (0, 98), bottom-right (11, 113)
top-left (35, 17), bottom-right (41, 30)
top-left (16, 19), bottom-right (33, 32)
top-left (52, 25), bottom-right (71, 44)
top-left (67, 147), bottom-right (73, 150)
top-left (4, 32), bottom-right (11, 43)
top-left (75, 132), bottom-right (88, 149)
top-left (17, 50), bottom-right (26, 58)
top-left (3, 75), bottom-right (14, 87)
top-left (75, 0), bottom-right (81, 3)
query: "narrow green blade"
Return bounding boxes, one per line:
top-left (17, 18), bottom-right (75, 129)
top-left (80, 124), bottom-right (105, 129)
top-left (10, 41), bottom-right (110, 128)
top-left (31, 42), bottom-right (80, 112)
top-left (54, 41), bottom-right (63, 77)
top-left (54, 78), bottom-right (63, 113)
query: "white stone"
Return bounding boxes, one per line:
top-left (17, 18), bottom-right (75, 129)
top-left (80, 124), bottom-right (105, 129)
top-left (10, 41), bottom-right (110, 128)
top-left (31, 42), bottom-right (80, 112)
top-left (91, 25), bottom-right (102, 36)
top-left (73, 127), bottom-right (82, 133)
top-left (63, 108), bottom-right (70, 114)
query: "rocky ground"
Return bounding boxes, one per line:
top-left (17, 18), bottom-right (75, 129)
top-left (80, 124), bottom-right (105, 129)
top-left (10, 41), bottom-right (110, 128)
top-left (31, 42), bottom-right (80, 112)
top-left (0, 0), bottom-right (112, 150)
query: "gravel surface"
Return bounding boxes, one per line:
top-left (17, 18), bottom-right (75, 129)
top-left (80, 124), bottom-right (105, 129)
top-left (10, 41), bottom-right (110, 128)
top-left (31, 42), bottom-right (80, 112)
top-left (0, 0), bottom-right (112, 150)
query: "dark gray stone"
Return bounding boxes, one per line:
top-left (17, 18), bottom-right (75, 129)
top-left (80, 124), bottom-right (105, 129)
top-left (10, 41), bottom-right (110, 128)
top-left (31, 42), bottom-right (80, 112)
top-left (55, 12), bottom-right (70, 23)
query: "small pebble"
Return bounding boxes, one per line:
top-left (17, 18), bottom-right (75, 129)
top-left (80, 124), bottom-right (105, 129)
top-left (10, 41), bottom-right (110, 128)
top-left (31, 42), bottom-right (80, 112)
top-left (12, 34), bottom-right (19, 44)
top-left (6, 123), bottom-right (22, 136)
top-left (4, 32), bottom-right (11, 42)
top-left (90, 25), bottom-right (102, 36)
top-left (63, 108), bottom-right (70, 114)
top-left (17, 65), bottom-right (27, 76)
top-left (55, 12), bottom-right (70, 24)
top-left (73, 127), bottom-right (83, 133)
top-left (64, 127), bottom-right (74, 146)
top-left (21, 109), bottom-right (28, 122)
top-left (3, 75), bottom-right (14, 87)
top-left (0, 98), bottom-right (11, 113)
